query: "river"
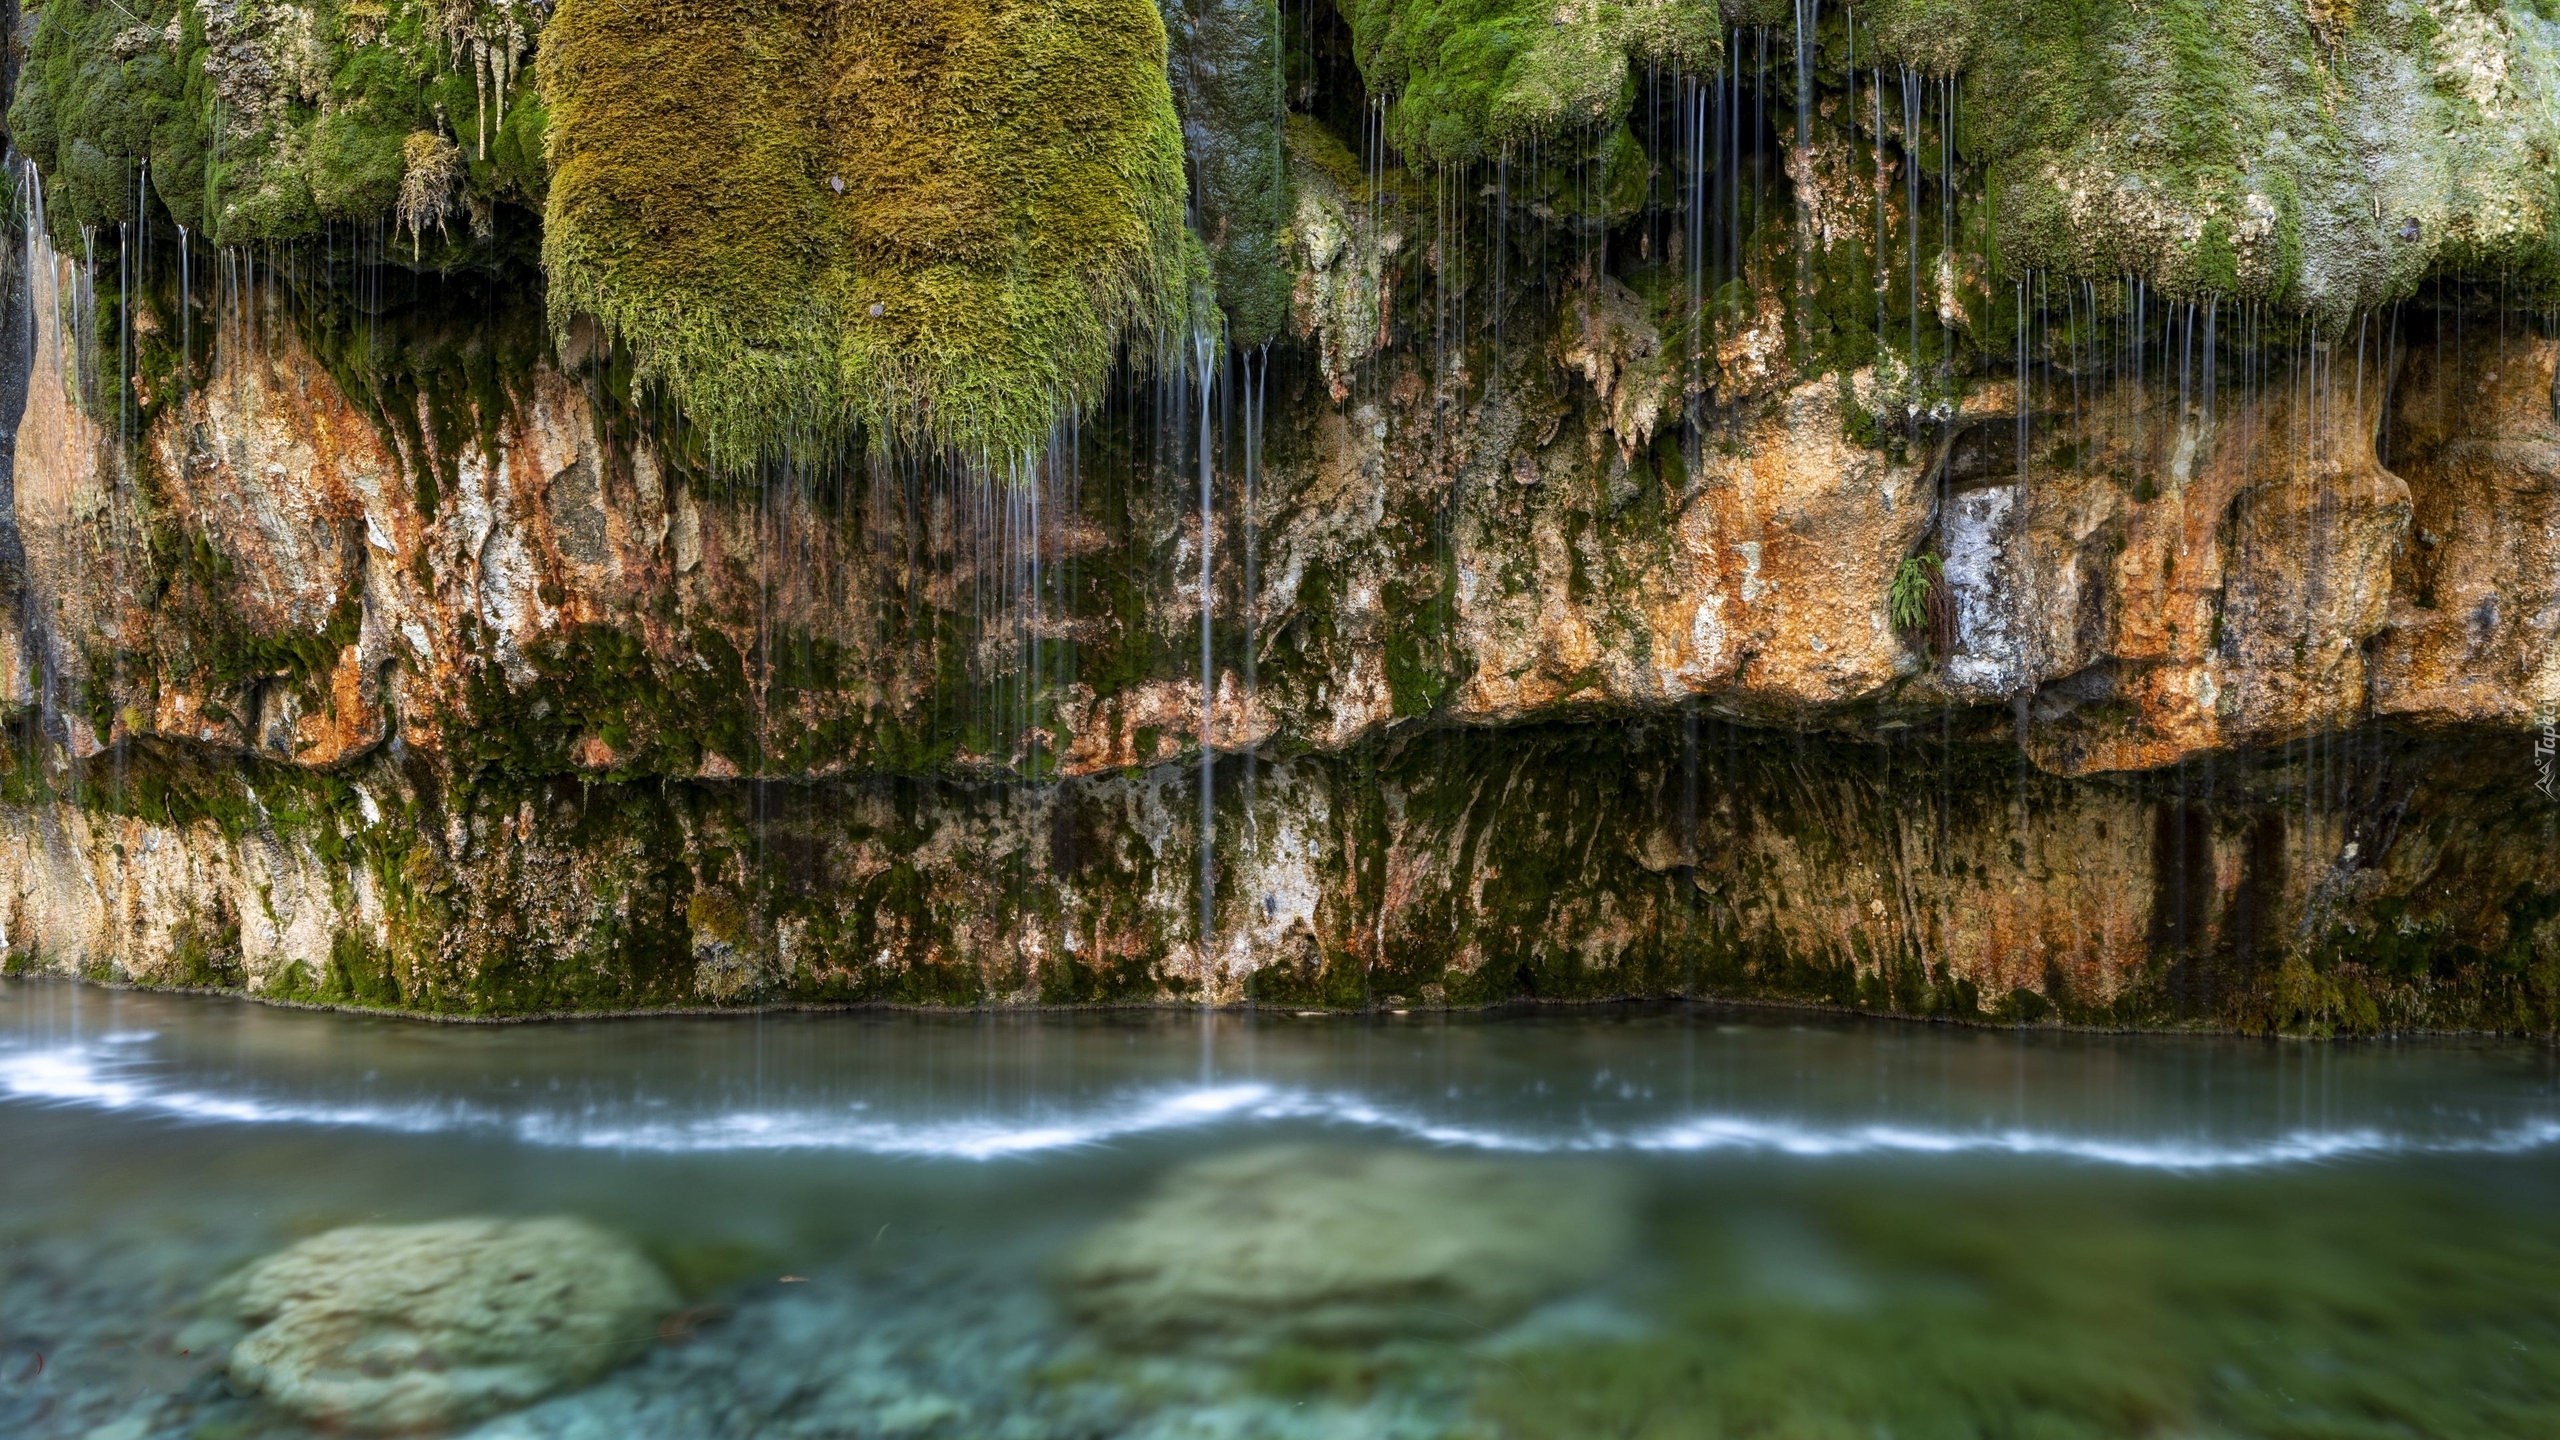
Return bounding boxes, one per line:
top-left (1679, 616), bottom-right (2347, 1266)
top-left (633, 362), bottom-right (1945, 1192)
top-left (3, 983), bottom-right (2556, 1437)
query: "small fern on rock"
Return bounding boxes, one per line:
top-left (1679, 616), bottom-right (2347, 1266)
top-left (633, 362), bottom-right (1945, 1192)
top-left (1890, 554), bottom-right (1950, 660)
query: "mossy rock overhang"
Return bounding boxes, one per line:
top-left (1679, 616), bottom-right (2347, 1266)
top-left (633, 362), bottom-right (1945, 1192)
top-left (1758, 0), bottom-right (2560, 316)
top-left (1936, 0), bottom-right (2560, 316)
top-left (1332, 0), bottom-right (2557, 313)
top-left (9, 0), bottom-right (2559, 453)
top-left (538, 0), bottom-right (1199, 469)
top-left (6, 0), bottom-right (547, 257)
top-left (1341, 0), bottom-right (1723, 163)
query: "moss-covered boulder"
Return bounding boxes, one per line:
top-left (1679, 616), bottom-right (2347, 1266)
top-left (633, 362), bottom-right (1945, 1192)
top-left (1862, 0), bottom-right (2560, 315)
top-left (539, 0), bottom-right (1199, 466)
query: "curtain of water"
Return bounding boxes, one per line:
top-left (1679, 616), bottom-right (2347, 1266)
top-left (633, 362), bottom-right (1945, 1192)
top-left (17, 24), bottom-right (2550, 1020)
top-left (1195, 326), bottom-right (1217, 997)
top-left (22, 165), bottom-right (75, 773)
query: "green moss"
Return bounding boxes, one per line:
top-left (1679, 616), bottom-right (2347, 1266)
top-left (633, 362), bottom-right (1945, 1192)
top-left (161, 542), bottom-right (364, 705)
top-left (1340, 0), bottom-right (1720, 164)
top-left (2299, 883), bottom-right (2560, 1036)
top-left (1915, 0), bottom-right (2560, 314)
top-left (168, 911), bottom-right (247, 987)
top-left (8, 0), bottom-right (542, 253)
top-left (1610, 2), bottom-right (2560, 372)
top-left (540, 0), bottom-right (1199, 467)
top-left (320, 928), bottom-right (405, 1006)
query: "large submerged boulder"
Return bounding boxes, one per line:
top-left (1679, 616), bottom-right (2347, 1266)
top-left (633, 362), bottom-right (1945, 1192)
top-left (1056, 1144), bottom-right (1630, 1347)
top-left (216, 1216), bottom-right (678, 1432)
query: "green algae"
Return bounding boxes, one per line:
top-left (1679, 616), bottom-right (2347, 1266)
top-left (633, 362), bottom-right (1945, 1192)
top-left (1477, 1163), bottom-right (2560, 1438)
top-left (539, 0), bottom-right (1199, 468)
top-left (0, 711), bottom-right (2552, 1030)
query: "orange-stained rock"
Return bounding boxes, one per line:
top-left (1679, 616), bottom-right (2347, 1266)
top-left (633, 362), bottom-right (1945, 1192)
top-left (2371, 331), bottom-right (2560, 727)
top-left (5, 236), bottom-right (2558, 1027)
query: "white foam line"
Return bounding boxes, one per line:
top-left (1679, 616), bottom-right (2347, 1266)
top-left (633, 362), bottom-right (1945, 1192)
top-left (0, 1043), bottom-right (505, 1134)
top-left (5, 1041), bottom-right (2557, 1171)
top-left (1246, 1095), bottom-right (2560, 1170)
top-left (1618, 1114), bottom-right (2412, 1168)
top-left (533, 1083), bottom-right (1288, 1159)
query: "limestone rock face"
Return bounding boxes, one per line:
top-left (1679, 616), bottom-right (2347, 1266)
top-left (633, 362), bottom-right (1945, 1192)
top-left (5, 7), bottom-right (2560, 1033)
top-left (1950, 350), bottom-right (2415, 776)
top-left (4, 273), bottom-right (2558, 1030)
top-left (2373, 330), bottom-right (2560, 727)
top-left (1056, 1145), bottom-right (1627, 1346)
top-left (218, 1217), bottom-right (677, 1433)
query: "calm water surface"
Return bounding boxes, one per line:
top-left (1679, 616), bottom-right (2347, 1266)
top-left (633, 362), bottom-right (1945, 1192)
top-left (3, 982), bottom-right (2556, 1438)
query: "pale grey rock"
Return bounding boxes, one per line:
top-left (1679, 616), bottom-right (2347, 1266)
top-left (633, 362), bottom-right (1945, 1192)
top-left (1940, 483), bottom-right (2026, 698)
top-left (219, 1216), bottom-right (678, 1432)
top-left (1055, 1145), bottom-right (1627, 1347)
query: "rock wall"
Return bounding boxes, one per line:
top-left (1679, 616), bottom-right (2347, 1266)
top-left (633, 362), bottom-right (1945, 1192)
top-left (3, 1), bottom-right (2558, 1031)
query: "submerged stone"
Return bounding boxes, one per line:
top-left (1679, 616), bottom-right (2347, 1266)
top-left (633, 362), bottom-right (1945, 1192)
top-left (1056, 1145), bottom-right (1630, 1346)
top-left (216, 1216), bottom-right (678, 1432)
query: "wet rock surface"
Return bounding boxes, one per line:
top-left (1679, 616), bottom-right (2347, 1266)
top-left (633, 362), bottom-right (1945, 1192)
top-left (213, 1217), bottom-right (677, 1432)
top-left (1057, 1144), bottom-right (1629, 1346)
top-left (0, 1212), bottom-right (1504, 1440)
top-left (2, 7), bottom-right (2557, 1032)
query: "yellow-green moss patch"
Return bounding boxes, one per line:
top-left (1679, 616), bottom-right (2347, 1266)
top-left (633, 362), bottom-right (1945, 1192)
top-left (540, 0), bottom-right (1197, 467)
